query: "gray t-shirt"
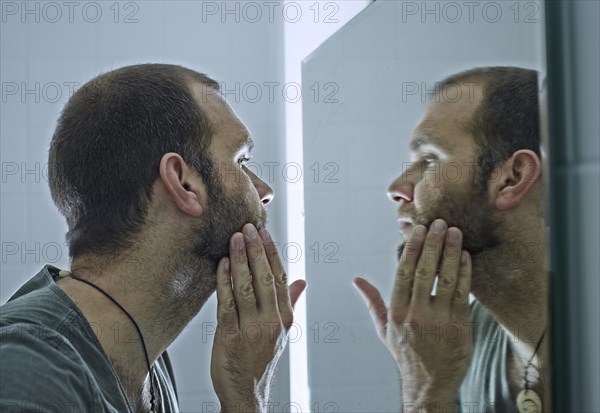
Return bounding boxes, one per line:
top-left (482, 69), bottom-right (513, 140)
top-left (459, 300), bottom-right (517, 413)
top-left (0, 265), bottom-right (179, 412)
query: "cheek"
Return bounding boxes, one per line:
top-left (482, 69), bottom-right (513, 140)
top-left (413, 176), bottom-right (463, 216)
top-left (222, 165), bottom-right (251, 191)
top-left (236, 171), bottom-right (261, 204)
top-left (415, 162), bottom-right (471, 202)
top-left (439, 162), bottom-right (467, 184)
top-left (244, 174), bottom-right (260, 199)
top-left (413, 176), bottom-right (440, 211)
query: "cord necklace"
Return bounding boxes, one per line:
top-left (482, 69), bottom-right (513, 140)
top-left (516, 327), bottom-right (547, 413)
top-left (58, 269), bottom-right (156, 413)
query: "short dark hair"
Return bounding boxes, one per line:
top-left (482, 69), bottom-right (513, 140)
top-left (48, 64), bottom-right (220, 259)
top-left (438, 66), bottom-right (540, 189)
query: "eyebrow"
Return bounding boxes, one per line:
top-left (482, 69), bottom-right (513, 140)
top-left (233, 134), bottom-right (255, 154)
top-left (409, 132), bottom-right (449, 152)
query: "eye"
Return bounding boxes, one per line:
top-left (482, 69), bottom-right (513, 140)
top-left (421, 154), bottom-right (437, 166)
top-left (237, 156), bottom-right (251, 166)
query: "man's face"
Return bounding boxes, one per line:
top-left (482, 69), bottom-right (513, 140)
top-left (388, 87), bottom-right (501, 259)
top-left (189, 86), bottom-right (273, 263)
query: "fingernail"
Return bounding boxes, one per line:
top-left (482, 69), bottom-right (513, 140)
top-left (447, 228), bottom-right (460, 242)
top-left (223, 257), bottom-right (230, 271)
top-left (432, 219), bottom-right (447, 233)
top-left (259, 228), bottom-right (272, 242)
top-left (461, 251), bottom-right (468, 264)
top-left (413, 225), bottom-right (427, 237)
top-left (234, 234), bottom-right (245, 250)
top-left (244, 224), bottom-right (258, 239)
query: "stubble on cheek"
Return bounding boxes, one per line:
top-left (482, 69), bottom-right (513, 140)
top-left (395, 167), bottom-right (502, 265)
top-left (412, 183), bottom-right (447, 226)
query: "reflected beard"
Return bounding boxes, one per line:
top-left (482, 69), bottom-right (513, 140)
top-left (397, 187), bottom-right (501, 261)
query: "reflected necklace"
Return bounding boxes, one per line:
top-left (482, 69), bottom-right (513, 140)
top-left (516, 327), bottom-right (547, 413)
top-left (58, 270), bottom-right (156, 413)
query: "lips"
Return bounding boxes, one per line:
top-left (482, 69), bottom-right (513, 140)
top-left (397, 218), bottom-right (413, 232)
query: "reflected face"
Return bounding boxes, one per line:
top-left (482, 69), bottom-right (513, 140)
top-left (388, 88), bottom-right (501, 259)
top-left (189, 85), bottom-right (274, 262)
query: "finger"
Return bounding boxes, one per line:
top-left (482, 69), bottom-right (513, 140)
top-left (215, 257), bottom-right (239, 329)
top-left (412, 219), bottom-right (448, 305)
top-left (243, 224), bottom-right (278, 314)
top-left (259, 228), bottom-right (293, 322)
top-left (288, 280), bottom-right (307, 309)
top-left (229, 232), bottom-right (258, 322)
top-left (353, 277), bottom-right (388, 341)
top-left (390, 225), bottom-right (427, 318)
top-left (453, 250), bottom-right (472, 318)
top-left (434, 227), bottom-right (463, 310)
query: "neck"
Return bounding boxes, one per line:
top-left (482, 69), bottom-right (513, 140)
top-left (471, 218), bottom-right (549, 342)
top-left (56, 243), bottom-right (216, 402)
top-left (472, 253), bottom-right (548, 335)
top-left (469, 218), bottom-right (551, 404)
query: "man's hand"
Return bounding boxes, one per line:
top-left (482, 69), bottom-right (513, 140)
top-left (211, 223), bottom-right (306, 413)
top-left (354, 219), bottom-right (472, 412)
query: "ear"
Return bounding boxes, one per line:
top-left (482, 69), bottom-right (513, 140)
top-left (159, 153), bottom-right (205, 217)
top-left (491, 150), bottom-right (542, 210)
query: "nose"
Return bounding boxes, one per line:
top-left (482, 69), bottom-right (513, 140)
top-left (387, 169), bottom-right (415, 203)
top-left (257, 180), bottom-right (274, 205)
top-left (245, 166), bottom-right (274, 205)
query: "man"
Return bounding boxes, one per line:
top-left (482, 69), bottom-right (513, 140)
top-left (354, 67), bottom-right (550, 412)
top-left (0, 64), bottom-right (306, 412)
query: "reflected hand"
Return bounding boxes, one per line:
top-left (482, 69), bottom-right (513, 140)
top-left (354, 219), bottom-right (472, 411)
top-left (210, 224), bottom-right (306, 413)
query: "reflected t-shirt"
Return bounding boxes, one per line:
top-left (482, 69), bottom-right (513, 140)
top-left (459, 300), bottom-right (517, 413)
top-left (0, 265), bottom-right (179, 412)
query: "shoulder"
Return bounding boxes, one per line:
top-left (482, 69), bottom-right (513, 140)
top-left (155, 351), bottom-right (180, 411)
top-left (469, 299), bottom-right (494, 322)
top-left (469, 299), bottom-right (505, 343)
top-left (1, 323), bottom-right (103, 411)
top-left (1, 270), bottom-right (76, 334)
top-left (460, 301), bottom-right (514, 412)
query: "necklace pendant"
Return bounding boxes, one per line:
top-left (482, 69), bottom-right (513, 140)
top-left (517, 389), bottom-right (542, 413)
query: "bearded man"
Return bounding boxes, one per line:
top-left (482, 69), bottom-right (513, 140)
top-left (354, 67), bottom-right (549, 413)
top-left (0, 64), bottom-right (306, 413)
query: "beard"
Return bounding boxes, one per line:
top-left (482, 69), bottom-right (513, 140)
top-left (397, 183), bottom-right (502, 261)
top-left (157, 165), bottom-right (268, 329)
top-left (191, 170), bottom-right (267, 264)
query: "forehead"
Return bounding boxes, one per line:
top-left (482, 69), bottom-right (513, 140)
top-left (190, 82), bottom-right (253, 153)
top-left (411, 84), bottom-right (485, 152)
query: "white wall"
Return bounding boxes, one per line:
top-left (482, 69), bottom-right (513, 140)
top-left (302, 2), bottom-right (544, 411)
top-left (281, 2), bottom-right (371, 410)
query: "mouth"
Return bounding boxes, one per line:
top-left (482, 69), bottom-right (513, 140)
top-left (397, 218), bottom-right (413, 233)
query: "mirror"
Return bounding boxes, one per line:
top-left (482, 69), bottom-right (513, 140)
top-left (302, 2), bottom-right (548, 411)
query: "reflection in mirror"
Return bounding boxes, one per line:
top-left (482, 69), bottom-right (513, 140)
top-left (302, 2), bottom-right (549, 412)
